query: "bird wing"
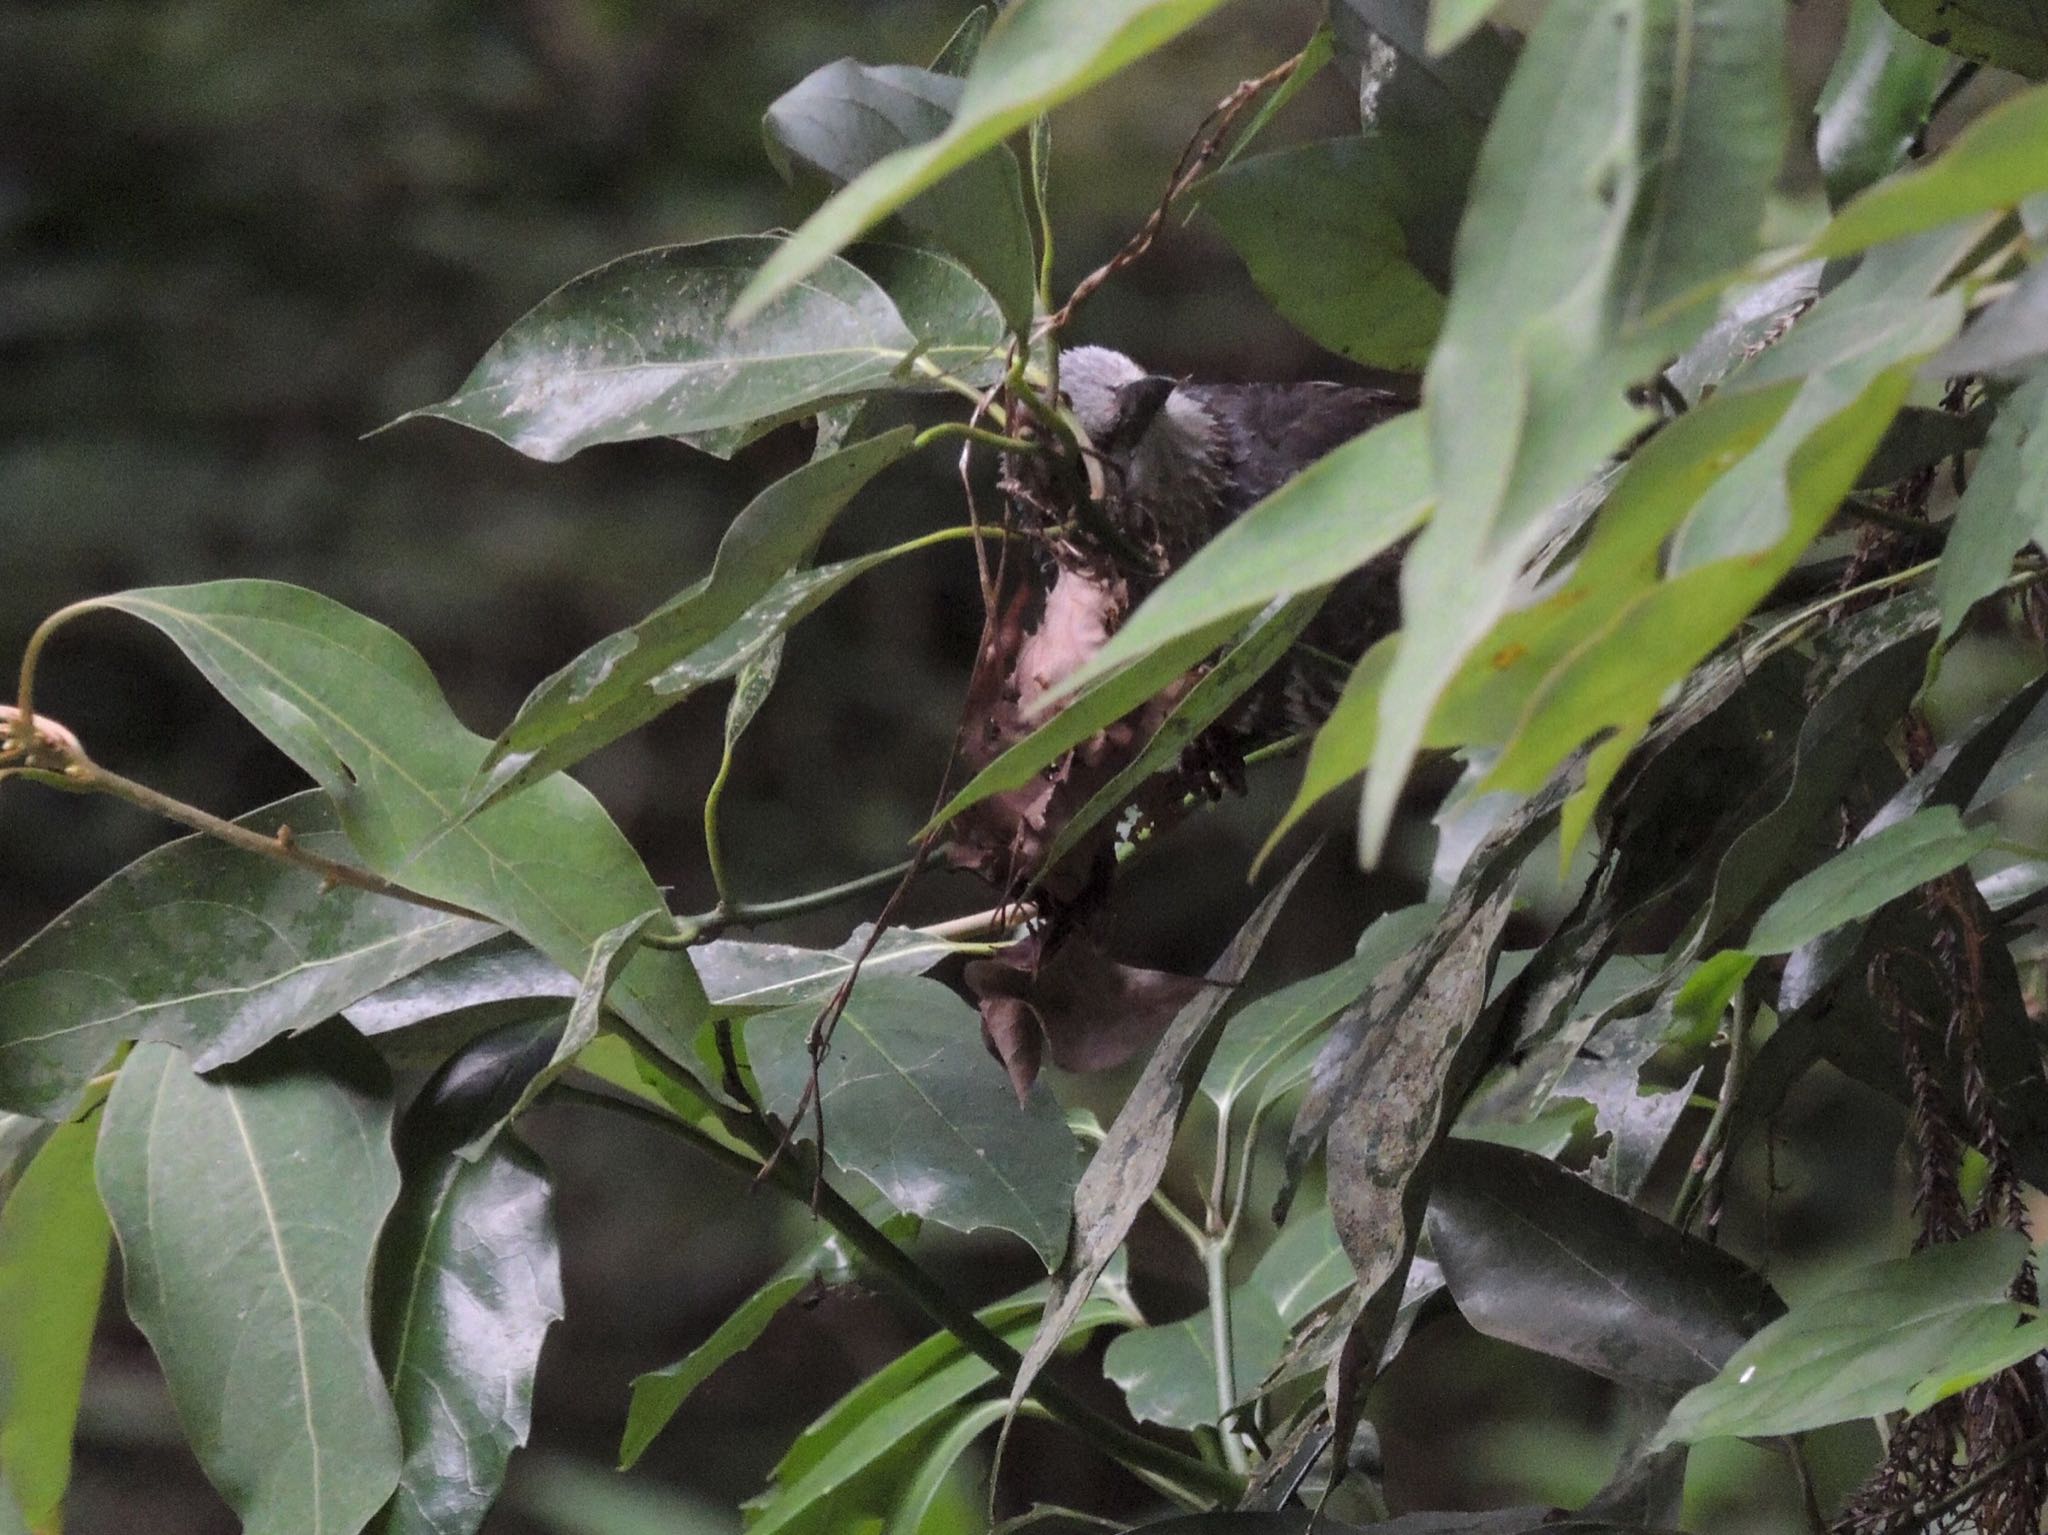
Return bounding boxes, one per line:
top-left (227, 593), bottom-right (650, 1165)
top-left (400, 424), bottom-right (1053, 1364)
top-left (1189, 382), bottom-right (1409, 506)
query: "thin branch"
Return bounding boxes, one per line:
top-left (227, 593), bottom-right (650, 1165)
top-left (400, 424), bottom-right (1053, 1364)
top-left (3, 709), bottom-right (491, 924)
top-left (1041, 46), bottom-right (1309, 337)
top-left (548, 1078), bottom-right (1243, 1506)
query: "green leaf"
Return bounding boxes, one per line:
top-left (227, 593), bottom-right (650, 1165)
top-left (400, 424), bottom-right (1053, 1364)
top-left (1655, 1229), bottom-right (2036, 1444)
top-left (674, 243), bottom-right (1003, 460)
top-left (1334, 0), bottom-right (1518, 124)
top-left (370, 1138), bottom-right (562, 1535)
top-left (1362, 0), bottom-right (1786, 860)
top-left (1428, 1141), bottom-right (1779, 1399)
top-left (1903, 1312), bottom-right (2048, 1412)
top-left (1200, 139), bottom-right (1445, 369)
top-left (469, 428), bottom-right (915, 812)
top-left (924, 613), bottom-right (1245, 833)
top-left (400, 239), bottom-right (949, 462)
top-left (931, 7), bottom-right (995, 75)
top-left (346, 925), bottom-right (967, 1033)
top-left (0, 1119), bottom-right (110, 1528)
top-left (765, 63), bottom-right (1035, 329)
top-left (1030, 592), bottom-right (1329, 881)
top-left (1102, 1288), bottom-right (1288, 1429)
top-left (749, 1295), bottom-right (1128, 1535)
top-left (883, 1400), bottom-right (1007, 1535)
top-left (1934, 259), bottom-right (2048, 380)
top-left (85, 581), bottom-right (712, 1089)
top-left (475, 912), bottom-right (659, 1153)
top-left (1471, 232), bottom-right (1971, 851)
top-left (1052, 412), bottom-right (1430, 702)
top-left (1812, 81), bottom-right (2048, 259)
top-left (1199, 903), bottom-right (1441, 1121)
top-left (1815, 0), bottom-right (1955, 206)
top-left (97, 1034), bottom-right (403, 1535)
top-left (1876, 0), bottom-right (2048, 79)
top-left (0, 792), bottom-right (494, 1120)
top-left (1260, 633), bottom-right (1396, 856)
top-left (730, 0), bottom-right (1237, 323)
top-left (1935, 368), bottom-right (2048, 641)
top-left (1744, 805), bottom-right (1996, 955)
top-left (621, 1227), bottom-right (859, 1470)
top-left (1249, 1202), bottom-right (1353, 1328)
top-left (1006, 854), bottom-right (1313, 1421)
top-left (748, 974), bottom-right (1079, 1266)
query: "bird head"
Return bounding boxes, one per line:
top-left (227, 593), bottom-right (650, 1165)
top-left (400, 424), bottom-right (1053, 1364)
top-left (1050, 347), bottom-right (1228, 556)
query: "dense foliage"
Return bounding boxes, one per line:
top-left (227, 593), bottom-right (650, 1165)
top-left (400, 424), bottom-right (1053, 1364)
top-left (8, 0), bottom-right (2048, 1531)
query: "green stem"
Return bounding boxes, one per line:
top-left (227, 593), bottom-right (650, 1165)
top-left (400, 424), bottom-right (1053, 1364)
top-left (9, 598), bottom-right (102, 752)
top-left (550, 1079), bottom-right (1242, 1506)
top-left (1031, 118), bottom-right (1056, 317)
top-left (1204, 1237), bottom-right (1249, 1477)
top-left (913, 421), bottom-right (1038, 456)
top-left (1671, 978), bottom-right (1754, 1234)
top-left (701, 743), bottom-right (740, 916)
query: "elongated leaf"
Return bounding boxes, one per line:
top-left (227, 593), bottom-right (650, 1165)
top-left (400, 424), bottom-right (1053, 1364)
top-left (370, 1138), bottom-right (562, 1535)
top-left (81, 582), bottom-right (712, 1089)
top-left (474, 913), bottom-right (658, 1154)
top-left (621, 1228), bottom-right (860, 1469)
top-left (1335, 0), bottom-right (1519, 120)
top-left (1363, 0), bottom-right (1784, 860)
top-left (884, 1400), bottom-right (1006, 1535)
top-left (1816, 0), bottom-right (1954, 206)
top-left (932, 7), bottom-right (995, 74)
top-left (1480, 232), bottom-right (1970, 851)
top-left (675, 243), bottom-right (1003, 459)
top-left (1332, 383), bottom-right (1790, 853)
top-left (766, 62), bottom-right (1034, 328)
top-left (1744, 805), bottom-right (1995, 955)
top-left (1284, 773), bottom-right (1562, 1209)
top-left (1031, 592), bottom-right (1329, 881)
top-left (1202, 139), bottom-right (1444, 368)
top-left (1428, 1141), bottom-right (1779, 1398)
top-left (98, 1034), bottom-right (402, 1535)
top-left (1250, 1203), bottom-right (1353, 1328)
top-left (0, 1120), bottom-right (109, 1528)
top-left (926, 614), bottom-right (1244, 832)
top-left (1201, 903), bottom-right (1441, 1120)
top-left (731, 0), bottom-right (1236, 322)
top-left (1321, 881), bottom-right (1513, 1375)
top-left (1934, 260), bottom-right (2048, 379)
top-left (749, 974), bottom-right (1079, 1265)
top-left (1054, 412), bottom-right (1430, 700)
top-left (750, 1296), bottom-right (1128, 1535)
top-left (1006, 854), bottom-right (1313, 1421)
top-left (346, 926), bottom-right (965, 1034)
top-left (1102, 1288), bottom-right (1288, 1429)
top-left (1812, 81), bottom-right (2048, 259)
top-left (0, 793), bottom-right (494, 1121)
top-left (1935, 369), bottom-right (2048, 640)
top-left (1877, 0), bottom-right (2048, 78)
top-left (470, 429), bottom-right (913, 812)
top-left (402, 239), bottom-right (938, 462)
top-left (1655, 1229), bottom-right (2038, 1444)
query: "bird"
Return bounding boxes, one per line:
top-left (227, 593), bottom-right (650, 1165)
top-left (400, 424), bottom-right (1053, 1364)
top-left (955, 347), bottom-right (1417, 1091)
top-left (1039, 345), bottom-right (1414, 731)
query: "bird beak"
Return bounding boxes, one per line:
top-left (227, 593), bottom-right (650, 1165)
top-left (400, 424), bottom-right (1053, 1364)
top-left (1107, 375), bottom-right (1177, 453)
